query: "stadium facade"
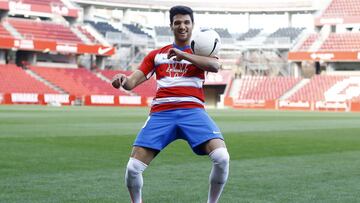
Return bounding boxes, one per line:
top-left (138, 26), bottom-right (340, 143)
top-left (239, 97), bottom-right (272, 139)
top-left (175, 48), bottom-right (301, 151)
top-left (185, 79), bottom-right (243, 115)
top-left (0, 0), bottom-right (360, 112)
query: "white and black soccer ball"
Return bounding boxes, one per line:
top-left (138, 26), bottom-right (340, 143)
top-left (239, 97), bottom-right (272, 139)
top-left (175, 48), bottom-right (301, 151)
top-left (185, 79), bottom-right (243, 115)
top-left (190, 29), bottom-right (221, 57)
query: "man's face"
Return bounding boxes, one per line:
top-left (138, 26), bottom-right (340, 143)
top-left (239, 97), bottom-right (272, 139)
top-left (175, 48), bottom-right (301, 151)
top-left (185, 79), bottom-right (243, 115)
top-left (170, 14), bottom-right (193, 44)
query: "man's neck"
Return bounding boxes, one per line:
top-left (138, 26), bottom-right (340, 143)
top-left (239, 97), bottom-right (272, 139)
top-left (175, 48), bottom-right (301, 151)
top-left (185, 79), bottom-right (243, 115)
top-left (174, 39), bottom-right (189, 47)
top-left (173, 42), bottom-right (190, 50)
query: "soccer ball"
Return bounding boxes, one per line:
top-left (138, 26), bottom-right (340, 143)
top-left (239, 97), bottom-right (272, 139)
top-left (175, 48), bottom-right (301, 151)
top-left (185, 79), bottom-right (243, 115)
top-left (190, 29), bottom-right (221, 57)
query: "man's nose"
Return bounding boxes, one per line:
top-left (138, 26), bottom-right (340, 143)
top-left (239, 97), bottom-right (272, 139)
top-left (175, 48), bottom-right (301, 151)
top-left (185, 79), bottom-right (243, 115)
top-left (179, 23), bottom-right (185, 29)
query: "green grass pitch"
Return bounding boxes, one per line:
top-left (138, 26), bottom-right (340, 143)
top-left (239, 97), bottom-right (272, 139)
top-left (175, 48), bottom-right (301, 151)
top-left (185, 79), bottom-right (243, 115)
top-left (1, 105), bottom-right (360, 203)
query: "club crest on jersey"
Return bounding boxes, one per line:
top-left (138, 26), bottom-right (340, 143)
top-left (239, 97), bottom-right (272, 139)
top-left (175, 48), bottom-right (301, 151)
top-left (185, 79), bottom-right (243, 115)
top-left (166, 61), bottom-right (189, 77)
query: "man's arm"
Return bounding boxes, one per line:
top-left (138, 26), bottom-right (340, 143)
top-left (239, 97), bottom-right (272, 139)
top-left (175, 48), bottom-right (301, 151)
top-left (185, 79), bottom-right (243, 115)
top-left (167, 48), bottom-right (221, 72)
top-left (112, 70), bottom-right (147, 90)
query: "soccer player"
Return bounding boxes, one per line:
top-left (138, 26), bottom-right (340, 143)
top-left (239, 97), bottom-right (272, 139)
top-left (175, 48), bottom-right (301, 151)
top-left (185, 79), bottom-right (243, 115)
top-left (112, 5), bottom-right (230, 203)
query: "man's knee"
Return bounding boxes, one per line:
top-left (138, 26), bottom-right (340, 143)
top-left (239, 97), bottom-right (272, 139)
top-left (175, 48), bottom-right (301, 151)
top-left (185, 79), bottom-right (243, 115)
top-left (126, 158), bottom-right (144, 174)
top-left (130, 146), bottom-right (159, 165)
top-left (209, 148), bottom-right (229, 185)
top-left (209, 147), bottom-right (230, 170)
top-left (125, 158), bottom-right (148, 187)
top-left (202, 139), bottom-right (226, 155)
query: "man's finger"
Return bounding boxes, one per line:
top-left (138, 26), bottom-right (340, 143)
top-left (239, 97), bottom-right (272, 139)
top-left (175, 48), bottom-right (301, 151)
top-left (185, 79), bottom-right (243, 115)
top-left (167, 52), bottom-right (175, 59)
top-left (112, 78), bottom-right (121, 89)
top-left (120, 77), bottom-right (127, 86)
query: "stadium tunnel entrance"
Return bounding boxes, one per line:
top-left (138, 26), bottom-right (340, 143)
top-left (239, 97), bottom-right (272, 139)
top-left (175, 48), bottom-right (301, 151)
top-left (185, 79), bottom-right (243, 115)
top-left (204, 85), bottom-right (226, 108)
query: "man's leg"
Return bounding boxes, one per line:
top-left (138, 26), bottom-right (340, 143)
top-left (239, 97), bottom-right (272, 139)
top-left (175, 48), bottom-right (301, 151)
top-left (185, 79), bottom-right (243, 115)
top-left (202, 139), bottom-right (230, 203)
top-left (125, 146), bottom-right (159, 203)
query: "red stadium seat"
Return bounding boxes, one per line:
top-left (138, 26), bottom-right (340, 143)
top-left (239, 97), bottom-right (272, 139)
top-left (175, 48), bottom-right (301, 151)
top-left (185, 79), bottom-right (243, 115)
top-left (322, 0), bottom-right (360, 18)
top-left (7, 18), bottom-right (82, 44)
top-left (235, 76), bottom-right (301, 101)
top-left (0, 64), bottom-right (58, 94)
top-left (296, 34), bottom-right (319, 51)
top-left (30, 66), bottom-right (129, 96)
top-left (77, 25), bottom-right (98, 44)
top-left (0, 23), bottom-right (12, 38)
top-left (319, 33), bottom-right (360, 52)
top-left (289, 75), bottom-right (347, 101)
top-left (22, 0), bottom-right (65, 7)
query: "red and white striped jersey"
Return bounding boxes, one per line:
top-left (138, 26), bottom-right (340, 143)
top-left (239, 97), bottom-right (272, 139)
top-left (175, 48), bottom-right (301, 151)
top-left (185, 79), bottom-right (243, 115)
top-left (138, 44), bottom-right (206, 113)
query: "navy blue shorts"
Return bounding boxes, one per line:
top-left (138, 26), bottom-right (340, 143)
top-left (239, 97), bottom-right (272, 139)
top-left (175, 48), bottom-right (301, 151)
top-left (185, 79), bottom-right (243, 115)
top-left (134, 108), bottom-right (223, 155)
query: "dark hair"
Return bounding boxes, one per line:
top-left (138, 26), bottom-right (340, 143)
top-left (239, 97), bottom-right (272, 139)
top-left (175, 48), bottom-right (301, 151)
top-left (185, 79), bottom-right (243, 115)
top-left (169, 5), bottom-right (194, 24)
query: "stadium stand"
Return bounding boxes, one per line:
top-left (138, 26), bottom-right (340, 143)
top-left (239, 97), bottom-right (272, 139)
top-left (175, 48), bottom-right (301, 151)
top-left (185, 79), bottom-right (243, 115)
top-left (123, 23), bottom-right (155, 44)
top-left (71, 0), bottom-right (316, 12)
top-left (29, 66), bottom-right (129, 96)
top-left (213, 28), bottom-right (235, 44)
top-left (296, 33), bottom-right (319, 51)
top-left (237, 28), bottom-right (262, 41)
top-left (321, 0), bottom-right (360, 18)
top-left (1, 0), bottom-right (358, 111)
top-left (1, 0), bottom-right (79, 18)
top-left (354, 96), bottom-right (360, 101)
top-left (154, 26), bottom-right (173, 45)
top-left (85, 20), bottom-right (121, 36)
top-left (0, 23), bottom-right (12, 37)
top-left (22, 0), bottom-right (65, 6)
top-left (7, 18), bottom-right (82, 43)
top-left (327, 76), bottom-right (360, 101)
top-left (290, 0), bottom-right (360, 63)
top-left (319, 33), bottom-right (360, 51)
top-left (265, 27), bottom-right (305, 43)
top-left (213, 28), bottom-right (232, 38)
top-left (76, 25), bottom-right (98, 44)
top-left (155, 26), bottom-right (172, 36)
top-left (0, 64), bottom-right (58, 94)
top-left (100, 69), bottom-right (157, 97)
top-left (235, 76), bottom-right (301, 100)
top-left (123, 23), bottom-right (148, 36)
top-left (288, 75), bottom-right (347, 101)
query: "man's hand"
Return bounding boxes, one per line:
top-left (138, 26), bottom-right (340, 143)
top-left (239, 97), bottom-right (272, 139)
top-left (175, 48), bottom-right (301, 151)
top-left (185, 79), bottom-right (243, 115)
top-left (167, 48), bottom-right (186, 61)
top-left (167, 47), bottom-right (220, 72)
top-left (112, 73), bottom-right (127, 89)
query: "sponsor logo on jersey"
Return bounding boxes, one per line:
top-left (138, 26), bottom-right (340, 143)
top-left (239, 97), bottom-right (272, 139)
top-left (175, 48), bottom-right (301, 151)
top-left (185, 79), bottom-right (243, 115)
top-left (166, 62), bottom-right (189, 77)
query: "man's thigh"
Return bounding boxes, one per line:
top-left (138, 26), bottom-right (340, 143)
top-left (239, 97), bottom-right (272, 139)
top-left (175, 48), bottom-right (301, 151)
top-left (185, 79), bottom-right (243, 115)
top-left (130, 146), bottom-right (159, 165)
top-left (134, 111), bottom-right (178, 153)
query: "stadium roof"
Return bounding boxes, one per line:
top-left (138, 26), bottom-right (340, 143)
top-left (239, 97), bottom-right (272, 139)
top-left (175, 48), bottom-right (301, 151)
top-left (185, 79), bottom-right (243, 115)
top-left (73, 0), bottom-right (318, 13)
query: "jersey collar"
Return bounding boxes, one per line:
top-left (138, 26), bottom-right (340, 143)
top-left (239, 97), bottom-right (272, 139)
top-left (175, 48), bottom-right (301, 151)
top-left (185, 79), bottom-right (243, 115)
top-left (172, 43), bottom-right (190, 51)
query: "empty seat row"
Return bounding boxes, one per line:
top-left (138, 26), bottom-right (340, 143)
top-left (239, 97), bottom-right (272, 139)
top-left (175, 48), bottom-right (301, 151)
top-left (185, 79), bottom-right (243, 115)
top-left (30, 66), bottom-right (129, 96)
top-left (289, 75), bottom-right (348, 101)
top-left (0, 64), bottom-right (58, 94)
top-left (236, 76), bottom-right (300, 100)
top-left (7, 18), bottom-right (82, 43)
top-left (322, 0), bottom-right (360, 17)
top-left (319, 33), bottom-right (360, 51)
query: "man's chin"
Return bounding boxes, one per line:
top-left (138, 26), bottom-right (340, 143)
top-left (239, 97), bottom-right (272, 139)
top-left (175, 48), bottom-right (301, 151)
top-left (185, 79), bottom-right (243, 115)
top-left (176, 33), bottom-right (188, 38)
top-left (177, 36), bottom-right (190, 42)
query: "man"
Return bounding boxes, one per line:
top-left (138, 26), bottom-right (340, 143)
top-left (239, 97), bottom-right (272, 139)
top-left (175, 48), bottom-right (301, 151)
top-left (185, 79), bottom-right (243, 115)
top-left (112, 5), bottom-right (230, 203)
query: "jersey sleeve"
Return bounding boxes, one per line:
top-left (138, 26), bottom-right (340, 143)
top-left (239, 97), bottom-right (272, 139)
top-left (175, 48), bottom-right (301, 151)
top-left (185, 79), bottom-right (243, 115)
top-left (138, 50), bottom-right (157, 80)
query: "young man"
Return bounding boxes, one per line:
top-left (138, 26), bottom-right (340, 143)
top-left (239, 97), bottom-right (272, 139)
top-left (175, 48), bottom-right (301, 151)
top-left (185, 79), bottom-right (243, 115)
top-left (112, 5), bottom-right (230, 203)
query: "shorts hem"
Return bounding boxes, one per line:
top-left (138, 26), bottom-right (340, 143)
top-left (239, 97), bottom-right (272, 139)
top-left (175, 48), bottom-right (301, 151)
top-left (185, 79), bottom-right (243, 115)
top-left (133, 143), bottom-right (162, 152)
top-left (192, 136), bottom-right (224, 155)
